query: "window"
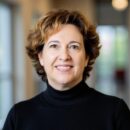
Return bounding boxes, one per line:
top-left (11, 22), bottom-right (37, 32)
top-left (0, 4), bottom-right (13, 129)
top-left (96, 26), bottom-right (128, 101)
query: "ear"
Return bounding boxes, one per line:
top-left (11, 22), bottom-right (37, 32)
top-left (38, 52), bottom-right (44, 66)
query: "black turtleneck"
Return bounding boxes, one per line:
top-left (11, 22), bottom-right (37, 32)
top-left (43, 81), bottom-right (91, 106)
top-left (3, 81), bottom-right (130, 130)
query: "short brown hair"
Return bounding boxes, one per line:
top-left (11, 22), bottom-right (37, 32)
top-left (26, 9), bottom-right (101, 81)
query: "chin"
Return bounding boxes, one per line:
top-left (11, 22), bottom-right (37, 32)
top-left (57, 78), bottom-right (77, 87)
top-left (57, 76), bottom-right (73, 82)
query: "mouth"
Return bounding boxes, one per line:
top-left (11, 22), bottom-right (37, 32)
top-left (55, 65), bottom-right (73, 72)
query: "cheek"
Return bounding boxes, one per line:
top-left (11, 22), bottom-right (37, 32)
top-left (43, 53), bottom-right (57, 66)
top-left (73, 59), bottom-right (86, 73)
top-left (74, 53), bottom-right (86, 65)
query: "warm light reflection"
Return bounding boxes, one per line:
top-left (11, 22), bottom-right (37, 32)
top-left (112, 0), bottom-right (128, 11)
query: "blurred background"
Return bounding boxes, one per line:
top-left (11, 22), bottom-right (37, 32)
top-left (0, 0), bottom-right (130, 129)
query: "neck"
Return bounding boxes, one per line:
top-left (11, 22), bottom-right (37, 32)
top-left (44, 80), bottom-right (88, 106)
top-left (47, 79), bottom-right (83, 91)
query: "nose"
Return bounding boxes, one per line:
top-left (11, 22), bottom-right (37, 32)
top-left (59, 48), bottom-right (71, 61)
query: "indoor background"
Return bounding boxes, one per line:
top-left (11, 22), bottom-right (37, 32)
top-left (0, 0), bottom-right (130, 129)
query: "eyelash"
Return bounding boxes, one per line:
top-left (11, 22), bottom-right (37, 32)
top-left (69, 44), bottom-right (80, 50)
top-left (48, 43), bottom-right (80, 50)
top-left (49, 44), bottom-right (58, 48)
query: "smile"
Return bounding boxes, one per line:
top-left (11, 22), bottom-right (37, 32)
top-left (55, 65), bottom-right (73, 72)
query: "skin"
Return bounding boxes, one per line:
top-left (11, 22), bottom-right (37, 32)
top-left (38, 24), bottom-right (89, 91)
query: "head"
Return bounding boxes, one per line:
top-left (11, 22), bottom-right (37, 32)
top-left (26, 9), bottom-right (100, 83)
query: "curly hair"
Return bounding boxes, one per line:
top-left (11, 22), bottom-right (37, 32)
top-left (26, 9), bottom-right (101, 81)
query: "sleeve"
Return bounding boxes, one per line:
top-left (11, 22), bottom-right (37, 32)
top-left (2, 106), bottom-right (16, 130)
top-left (115, 99), bottom-right (130, 130)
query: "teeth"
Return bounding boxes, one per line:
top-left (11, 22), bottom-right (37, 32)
top-left (56, 65), bottom-right (72, 71)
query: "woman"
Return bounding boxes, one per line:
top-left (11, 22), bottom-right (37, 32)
top-left (3, 9), bottom-right (130, 130)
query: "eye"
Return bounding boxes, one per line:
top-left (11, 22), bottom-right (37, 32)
top-left (49, 44), bottom-right (58, 48)
top-left (71, 45), bottom-right (79, 49)
top-left (47, 40), bottom-right (60, 49)
top-left (69, 43), bottom-right (80, 50)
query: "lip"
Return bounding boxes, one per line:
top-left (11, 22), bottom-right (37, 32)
top-left (55, 64), bottom-right (73, 72)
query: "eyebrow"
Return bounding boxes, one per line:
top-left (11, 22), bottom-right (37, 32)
top-left (69, 41), bottom-right (81, 44)
top-left (47, 40), bottom-right (81, 45)
top-left (47, 40), bottom-right (60, 44)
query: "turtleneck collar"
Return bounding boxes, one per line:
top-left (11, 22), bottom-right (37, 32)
top-left (43, 80), bottom-right (90, 106)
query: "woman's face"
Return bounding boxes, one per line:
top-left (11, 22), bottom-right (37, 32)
top-left (38, 24), bottom-right (89, 90)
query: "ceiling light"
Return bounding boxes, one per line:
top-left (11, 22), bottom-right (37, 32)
top-left (112, 0), bottom-right (128, 11)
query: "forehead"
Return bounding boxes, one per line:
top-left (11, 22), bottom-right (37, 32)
top-left (44, 24), bottom-right (82, 42)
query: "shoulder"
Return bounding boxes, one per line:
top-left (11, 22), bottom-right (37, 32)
top-left (3, 92), bottom-right (46, 129)
top-left (5, 92), bottom-right (48, 123)
top-left (85, 84), bottom-right (130, 117)
top-left (85, 83), bottom-right (129, 110)
top-left (12, 92), bottom-right (47, 112)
